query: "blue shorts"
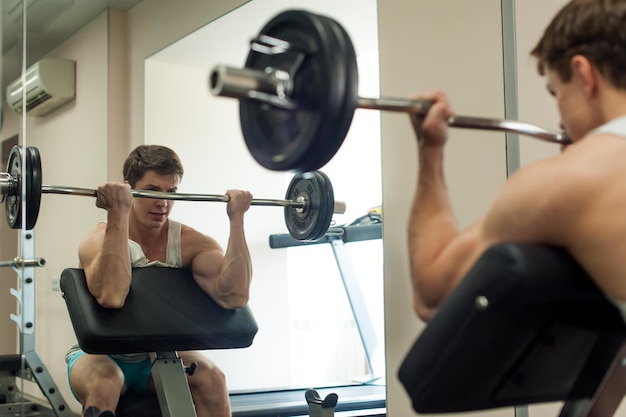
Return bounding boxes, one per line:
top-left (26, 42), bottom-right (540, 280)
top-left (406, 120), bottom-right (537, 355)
top-left (67, 351), bottom-right (152, 400)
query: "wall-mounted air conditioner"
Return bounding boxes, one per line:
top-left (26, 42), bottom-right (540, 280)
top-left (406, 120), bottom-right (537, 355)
top-left (6, 58), bottom-right (76, 117)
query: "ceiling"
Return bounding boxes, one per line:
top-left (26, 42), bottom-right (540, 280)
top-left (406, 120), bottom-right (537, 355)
top-left (1, 0), bottom-right (142, 88)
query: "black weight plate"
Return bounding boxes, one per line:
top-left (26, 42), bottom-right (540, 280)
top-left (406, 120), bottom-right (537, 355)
top-left (311, 170), bottom-right (335, 240)
top-left (5, 146), bottom-right (42, 230)
top-left (322, 15), bottom-right (359, 152)
top-left (240, 9), bottom-right (358, 172)
top-left (25, 146), bottom-right (42, 230)
top-left (305, 15), bottom-right (359, 173)
top-left (284, 170), bottom-right (335, 241)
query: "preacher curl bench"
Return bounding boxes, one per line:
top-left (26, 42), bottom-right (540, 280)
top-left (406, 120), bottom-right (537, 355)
top-left (399, 243), bottom-right (626, 417)
top-left (59, 266), bottom-right (259, 417)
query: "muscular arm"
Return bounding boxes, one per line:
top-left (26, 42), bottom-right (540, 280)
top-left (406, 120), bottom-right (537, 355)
top-left (407, 91), bottom-right (488, 320)
top-left (78, 183), bottom-right (133, 309)
top-left (409, 133), bottom-right (618, 322)
top-left (408, 144), bottom-right (487, 321)
top-left (189, 190), bottom-right (253, 309)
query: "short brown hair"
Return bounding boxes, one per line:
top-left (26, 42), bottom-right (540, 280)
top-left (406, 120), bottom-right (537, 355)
top-left (123, 145), bottom-right (184, 187)
top-left (531, 0), bottom-right (626, 88)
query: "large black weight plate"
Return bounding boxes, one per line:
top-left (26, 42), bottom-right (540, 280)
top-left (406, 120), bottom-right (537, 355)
top-left (240, 9), bottom-right (359, 172)
top-left (284, 170), bottom-right (335, 241)
top-left (5, 146), bottom-right (42, 230)
top-left (317, 14), bottom-right (359, 164)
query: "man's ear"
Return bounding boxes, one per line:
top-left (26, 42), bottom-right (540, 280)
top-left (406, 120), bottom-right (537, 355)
top-left (571, 55), bottom-right (597, 99)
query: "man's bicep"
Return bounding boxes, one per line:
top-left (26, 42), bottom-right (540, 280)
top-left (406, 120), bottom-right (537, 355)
top-left (414, 222), bottom-right (488, 310)
top-left (190, 247), bottom-right (224, 295)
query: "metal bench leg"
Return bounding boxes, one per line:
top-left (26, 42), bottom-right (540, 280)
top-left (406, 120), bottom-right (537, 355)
top-left (151, 352), bottom-right (196, 417)
top-left (559, 342), bottom-right (626, 417)
top-left (305, 389), bottom-right (338, 417)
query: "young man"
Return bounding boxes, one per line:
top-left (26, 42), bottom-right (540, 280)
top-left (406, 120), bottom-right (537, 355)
top-left (408, 0), bottom-right (626, 322)
top-left (65, 145), bottom-right (253, 417)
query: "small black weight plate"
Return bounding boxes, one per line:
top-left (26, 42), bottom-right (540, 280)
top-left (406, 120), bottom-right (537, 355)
top-left (311, 170), bottom-right (335, 240)
top-left (284, 170), bottom-right (335, 241)
top-left (5, 146), bottom-right (42, 230)
top-left (240, 9), bottom-right (359, 172)
top-left (25, 146), bottom-right (42, 230)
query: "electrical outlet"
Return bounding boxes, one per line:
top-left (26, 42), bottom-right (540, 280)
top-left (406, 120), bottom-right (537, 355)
top-left (51, 277), bottom-right (61, 292)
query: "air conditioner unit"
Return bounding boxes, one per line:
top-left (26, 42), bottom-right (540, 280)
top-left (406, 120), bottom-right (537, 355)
top-left (6, 58), bottom-right (76, 116)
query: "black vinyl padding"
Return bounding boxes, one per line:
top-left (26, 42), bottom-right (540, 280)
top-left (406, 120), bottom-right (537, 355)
top-left (60, 267), bottom-right (258, 354)
top-left (398, 243), bottom-right (626, 413)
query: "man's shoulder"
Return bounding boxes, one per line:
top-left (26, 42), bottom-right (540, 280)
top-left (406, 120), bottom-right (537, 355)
top-left (179, 223), bottom-right (219, 246)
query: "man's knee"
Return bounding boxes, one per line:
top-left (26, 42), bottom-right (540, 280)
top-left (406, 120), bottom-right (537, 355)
top-left (183, 354), bottom-right (226, 392)
top-left (202, 362), bottom-right (226, 390)
top-left (70, 355), bottom-right (125, 399)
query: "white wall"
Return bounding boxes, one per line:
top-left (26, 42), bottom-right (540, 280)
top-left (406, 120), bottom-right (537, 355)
top-left (380, 0), bottom-right (509, 416)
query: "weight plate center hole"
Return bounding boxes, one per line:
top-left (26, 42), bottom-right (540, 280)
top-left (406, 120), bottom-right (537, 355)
top-left (295, 193), bottom-right (309, 218)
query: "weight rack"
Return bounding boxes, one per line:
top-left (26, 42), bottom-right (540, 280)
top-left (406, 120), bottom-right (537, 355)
top-left (0, 231), bottom-right (76, 417)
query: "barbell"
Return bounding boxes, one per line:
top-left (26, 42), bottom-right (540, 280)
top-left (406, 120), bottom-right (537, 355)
top-left (209, 9), bottom-right (571, 173)
top-left (2, 145), bottom-right (345, 241)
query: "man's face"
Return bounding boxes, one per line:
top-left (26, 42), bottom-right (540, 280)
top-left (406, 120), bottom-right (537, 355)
top-left (545, 64), bottom-right (594, 143)
top-left (130, 169), bottom-right (180, 229)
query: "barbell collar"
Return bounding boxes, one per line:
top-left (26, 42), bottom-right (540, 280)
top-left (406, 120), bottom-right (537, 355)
top-left (210, 65), bottom-right (295, 110)
top-left (0, 173), bottom-right (12, 199)
top-left (250, 33), bottom-right (311, 56)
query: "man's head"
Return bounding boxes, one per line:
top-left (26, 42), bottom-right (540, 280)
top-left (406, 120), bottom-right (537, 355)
top-left (531, 0), bottom-right (626, 89)
top-left (123, 145), bottom-right (184, 188)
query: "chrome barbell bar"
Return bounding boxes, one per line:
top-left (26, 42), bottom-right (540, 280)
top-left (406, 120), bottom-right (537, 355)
top-left (39, 185), bottom-right (345, 213)
top-left (210, 64), bottom-right (571, 145)
top-left (0, 179), bottom-right (346, 214)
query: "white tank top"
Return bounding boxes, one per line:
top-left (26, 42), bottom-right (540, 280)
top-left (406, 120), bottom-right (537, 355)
top-left (590, 115), bottom-right (626, 138)
top-left (128, 219), bottom-right (183, 267)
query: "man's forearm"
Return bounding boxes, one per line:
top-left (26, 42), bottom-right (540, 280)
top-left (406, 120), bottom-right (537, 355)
top-left (86, 216), bottom-right (131, 308)
top-left (408, 146), bottom-right (459, 305)
top-left (216, 218), bottom-right (252, 308)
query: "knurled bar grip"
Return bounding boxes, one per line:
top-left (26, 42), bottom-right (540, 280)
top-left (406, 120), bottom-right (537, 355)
top-left (210, 64), bottom-right (571, 145)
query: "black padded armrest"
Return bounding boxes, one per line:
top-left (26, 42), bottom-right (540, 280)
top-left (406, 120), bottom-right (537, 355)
top-left (398, 243), bottom-right (626, 413)
top-left (60, 267), bottom-right (258, 354)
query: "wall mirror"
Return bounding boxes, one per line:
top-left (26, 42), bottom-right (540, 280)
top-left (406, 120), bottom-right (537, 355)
top-left (0, 0), bottom-right (141, 414)
top-left (144, 0), bottom-right (384, 396)
top-left (0, 0), bottom-right (385, 415)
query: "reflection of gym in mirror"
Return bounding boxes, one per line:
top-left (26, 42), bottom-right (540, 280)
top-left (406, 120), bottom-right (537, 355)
top-left (1, 1), bottom-right (384, 417)
top-left (3, 1), bottom-right (620, 417)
